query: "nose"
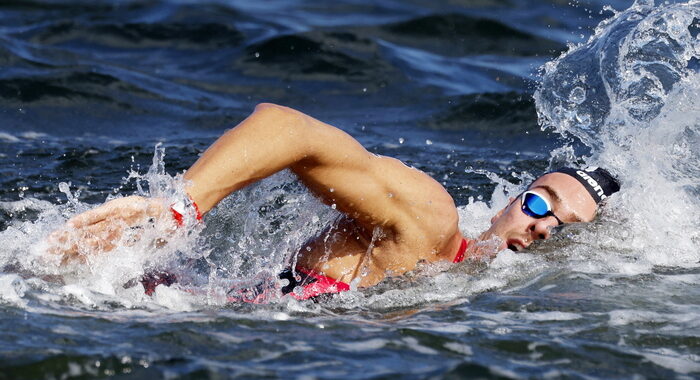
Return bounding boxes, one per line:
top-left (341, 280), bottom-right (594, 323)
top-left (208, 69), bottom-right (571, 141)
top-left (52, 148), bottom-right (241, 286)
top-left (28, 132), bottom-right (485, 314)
top-left (529, 217), bottom-right (558, 241)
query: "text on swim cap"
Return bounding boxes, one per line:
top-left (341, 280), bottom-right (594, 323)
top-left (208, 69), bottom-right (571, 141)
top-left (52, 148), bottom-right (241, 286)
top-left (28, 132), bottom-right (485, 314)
top-left (576, 170), bottom-right (607, 200)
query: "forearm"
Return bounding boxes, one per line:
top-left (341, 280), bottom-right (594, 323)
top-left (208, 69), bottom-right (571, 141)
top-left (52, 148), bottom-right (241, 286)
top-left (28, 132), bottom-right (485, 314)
top-left (183, 103), bottom-right (315, 213)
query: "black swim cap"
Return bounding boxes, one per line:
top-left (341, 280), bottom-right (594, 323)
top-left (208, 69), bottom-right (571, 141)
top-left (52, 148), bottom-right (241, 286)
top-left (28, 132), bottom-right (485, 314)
top-left (552, 167), bottom-right (621, 204)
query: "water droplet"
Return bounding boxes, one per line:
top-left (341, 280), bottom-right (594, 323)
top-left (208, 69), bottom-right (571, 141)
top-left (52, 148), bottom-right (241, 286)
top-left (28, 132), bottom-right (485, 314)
top-left (575, 113), bottom-right (591, 128)
top-left (331, 203), bottom-right (337, 210)
top-left (398, 137), bottom-right (404, 144)
top-left (254, 52), bottom-right (260, 58)
top-left (425, 139), bottom-right (433, 145)
top-left (569, 87), bottom-right (586, 104)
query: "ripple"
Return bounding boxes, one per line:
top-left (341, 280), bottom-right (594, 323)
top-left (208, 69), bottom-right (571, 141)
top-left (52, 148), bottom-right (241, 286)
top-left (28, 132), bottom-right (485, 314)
top-left (380, 13), bottom-right (565, 57)
top-left (28, 21), bottom-right (244, 50)
top-left (241, 33), bottom-right (398, 83)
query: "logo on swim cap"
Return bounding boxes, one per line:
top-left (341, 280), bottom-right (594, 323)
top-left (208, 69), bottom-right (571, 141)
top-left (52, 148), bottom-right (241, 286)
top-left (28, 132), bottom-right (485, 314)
top-left (550, 166), bottom-right (620, 204)
top-left (575, 170), bottom-right (606, 200)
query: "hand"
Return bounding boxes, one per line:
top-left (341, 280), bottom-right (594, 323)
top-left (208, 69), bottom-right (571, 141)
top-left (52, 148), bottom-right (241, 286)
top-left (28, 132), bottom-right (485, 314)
top-left (46, 196), bottom-right (169, 264)
top-left (466, 237), bottom-right (503, 262)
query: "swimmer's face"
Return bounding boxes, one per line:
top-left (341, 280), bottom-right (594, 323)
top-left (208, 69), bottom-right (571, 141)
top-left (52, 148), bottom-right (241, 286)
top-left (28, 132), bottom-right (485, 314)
top-left (480, 173), bottom-right (598, 251)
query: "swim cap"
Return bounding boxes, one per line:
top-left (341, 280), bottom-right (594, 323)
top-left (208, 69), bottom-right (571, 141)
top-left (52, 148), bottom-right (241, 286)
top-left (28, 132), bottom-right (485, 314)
top-left (552, 167), bottom-right (621, 204)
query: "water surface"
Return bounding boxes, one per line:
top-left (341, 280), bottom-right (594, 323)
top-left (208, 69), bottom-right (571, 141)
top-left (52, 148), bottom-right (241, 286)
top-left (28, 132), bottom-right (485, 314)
top-left (1, 0), bottom-right (699, 378)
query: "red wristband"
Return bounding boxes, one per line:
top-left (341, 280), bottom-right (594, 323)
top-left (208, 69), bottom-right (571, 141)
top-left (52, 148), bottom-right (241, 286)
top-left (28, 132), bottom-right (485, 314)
top-left (170, 198), bottom-right (202, 227)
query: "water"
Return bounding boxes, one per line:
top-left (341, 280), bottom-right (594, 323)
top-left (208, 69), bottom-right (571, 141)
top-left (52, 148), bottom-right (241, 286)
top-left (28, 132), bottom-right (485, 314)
top-left (1, 0), bottom-right (699, 378)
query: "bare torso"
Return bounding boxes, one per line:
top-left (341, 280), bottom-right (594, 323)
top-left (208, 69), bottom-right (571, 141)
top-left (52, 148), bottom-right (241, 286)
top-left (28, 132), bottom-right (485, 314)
top-left (297, 217), bottom-right (464, 287)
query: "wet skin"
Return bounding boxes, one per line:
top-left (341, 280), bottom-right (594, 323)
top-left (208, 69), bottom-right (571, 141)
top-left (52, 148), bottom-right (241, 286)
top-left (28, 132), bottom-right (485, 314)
top-left (297, 172), bottom-right (599, 285)
top-left (478, 173), bottom-right (598, 252)
top-left (48, 104), bottom-right (600, 288)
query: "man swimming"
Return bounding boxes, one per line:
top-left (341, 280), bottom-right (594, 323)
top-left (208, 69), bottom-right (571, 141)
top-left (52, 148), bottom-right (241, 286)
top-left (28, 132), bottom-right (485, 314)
top-left (49, 103), bottom-right (620, 300)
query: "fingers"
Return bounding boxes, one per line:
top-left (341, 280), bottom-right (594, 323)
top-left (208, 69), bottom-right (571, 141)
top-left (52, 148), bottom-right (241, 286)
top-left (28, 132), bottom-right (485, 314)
top-left (66, 206), bottom-right (109, 229)
top-left (45, 196), bottom-right (172, 265)
top-left (47, 218), bottom-right (125, 260)
top-left (467, 240), bottom-right (500, 261)
top-left (67, 196), bottom-right (150, 229)
top-left (65, 198), bottom-right (123, 229)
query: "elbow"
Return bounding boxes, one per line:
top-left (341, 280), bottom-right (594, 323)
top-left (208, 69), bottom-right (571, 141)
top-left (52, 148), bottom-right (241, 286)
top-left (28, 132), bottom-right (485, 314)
top-left (251, 102), bottom-right (315, 157)
top-left (254, 102), bottom-right (281, 111)
top-left (250, 103), bottom-right (299, 129)
top-left (252, 103), bottom-right (307, 131)
top-left (251, 103), bottom-right (297, 127)
top-left (254, 102), bottom-right (295, 117)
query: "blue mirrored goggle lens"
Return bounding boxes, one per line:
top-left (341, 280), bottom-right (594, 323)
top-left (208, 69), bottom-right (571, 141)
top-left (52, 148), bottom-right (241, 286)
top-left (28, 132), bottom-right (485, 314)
top-left (522, 192), bottom-right (550, 217)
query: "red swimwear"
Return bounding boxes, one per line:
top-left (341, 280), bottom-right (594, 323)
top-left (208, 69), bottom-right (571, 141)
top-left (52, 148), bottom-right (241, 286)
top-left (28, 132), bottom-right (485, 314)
top-left (278, 238), bottom-right (470, 301)
top-left (452, 238), bottom-right (469, 263)
top-left (287, 267), bottom-right (351, 300)
top-left (140, 238), bottom-right (470, 302)
top-left (140, 271), bottom-right (177, 296)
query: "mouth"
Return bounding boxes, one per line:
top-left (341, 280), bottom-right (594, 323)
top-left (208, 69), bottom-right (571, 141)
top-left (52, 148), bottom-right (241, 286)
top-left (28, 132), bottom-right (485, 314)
top-left (506, 238), bottom-right (526, 251)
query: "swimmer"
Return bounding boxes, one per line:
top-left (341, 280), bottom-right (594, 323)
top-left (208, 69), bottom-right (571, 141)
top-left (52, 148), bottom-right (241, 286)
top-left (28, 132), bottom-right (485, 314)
top-left (48, 104), bottom-right (620, 301)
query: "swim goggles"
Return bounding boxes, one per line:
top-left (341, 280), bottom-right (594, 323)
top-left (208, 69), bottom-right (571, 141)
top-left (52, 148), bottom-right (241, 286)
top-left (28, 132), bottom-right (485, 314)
top-left (520, 190), bottom-right (563, 225)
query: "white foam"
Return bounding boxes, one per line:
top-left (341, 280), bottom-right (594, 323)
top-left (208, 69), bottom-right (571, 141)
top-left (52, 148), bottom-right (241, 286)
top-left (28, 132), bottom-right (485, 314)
top-left (401, 336), bottom-right (439, 355)
top-left (641, 349), bottom-right (700, 374)
top-left (51, 324), bottom-right (81, 335)
top-left (533, 0), bottom-right (700, 278)
top-left (151, 286), bottom-right (196, 312)
top-left (0, 273), bottom-right (27, 306)
top-left (61, 284), bottom-right (97, 308)
top-left (660, 273), bottom-right (700, 285)
top-left (334, 338), bottom-right (388, 352)
top-left (522, 311), bottom-right (582, 321)
top-left (20, 131), bottom-right (47, 139)
top-left (443, 342), bottom-right (473, 356)
top-left (0, 132), bottom-right (20, 142)
top-left (608, 309), bottom-right (700, 327)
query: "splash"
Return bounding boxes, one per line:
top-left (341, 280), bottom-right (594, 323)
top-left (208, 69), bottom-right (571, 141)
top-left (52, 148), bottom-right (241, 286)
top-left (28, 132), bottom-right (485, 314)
top-left (535, 0), bottom-right (700, 268)
top-left (0, 144), bottom-right (334, 310)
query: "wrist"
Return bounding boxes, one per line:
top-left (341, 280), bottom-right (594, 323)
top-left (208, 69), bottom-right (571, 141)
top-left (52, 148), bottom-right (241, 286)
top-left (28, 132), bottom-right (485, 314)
top-left (170, 197), bottom-right (203, 226)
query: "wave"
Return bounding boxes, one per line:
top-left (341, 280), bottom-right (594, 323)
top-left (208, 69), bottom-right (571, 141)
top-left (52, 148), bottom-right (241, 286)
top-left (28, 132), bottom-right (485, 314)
top-left (380, 13), bottom-right (565, 57)
top-left (535, 0), bottom-right (700, 267)
top-left (238, 13), bottom-right (561, 85)
top-left (0, 73), bottom-right (126, 105)
top-left (241, 33), bottom-right (398, 83)
top-left (427, 91), bottom-right (537, 132)
top-left (26, 21), bottom-right (244, 50)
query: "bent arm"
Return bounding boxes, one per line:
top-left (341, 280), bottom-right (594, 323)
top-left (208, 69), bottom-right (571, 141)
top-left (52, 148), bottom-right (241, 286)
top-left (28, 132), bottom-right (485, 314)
top-left (183, 103), bottom-right (315, 213)
top-left (184, 103), bottom-right (457, 238)
top-left (47, 104), bottom-right (459, 267)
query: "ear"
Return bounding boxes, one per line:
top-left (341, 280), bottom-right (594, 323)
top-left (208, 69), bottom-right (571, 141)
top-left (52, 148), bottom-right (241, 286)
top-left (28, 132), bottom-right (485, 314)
top-left (490, 197), bottom-right (515, 224)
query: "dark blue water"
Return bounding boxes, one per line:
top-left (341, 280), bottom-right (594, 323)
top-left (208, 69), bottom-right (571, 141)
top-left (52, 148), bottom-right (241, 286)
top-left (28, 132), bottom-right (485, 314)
top-left (2, 0), bottom-right (700, 378)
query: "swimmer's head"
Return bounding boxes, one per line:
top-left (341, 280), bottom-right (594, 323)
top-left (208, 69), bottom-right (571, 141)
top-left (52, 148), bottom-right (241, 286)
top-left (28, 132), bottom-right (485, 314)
top-left (479, 167), bottom-right (621, 251)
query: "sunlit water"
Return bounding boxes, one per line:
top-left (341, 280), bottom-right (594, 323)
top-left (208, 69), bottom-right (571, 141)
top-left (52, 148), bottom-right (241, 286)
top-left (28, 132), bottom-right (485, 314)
top-left (0, 0), bottom-right (699, 378)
